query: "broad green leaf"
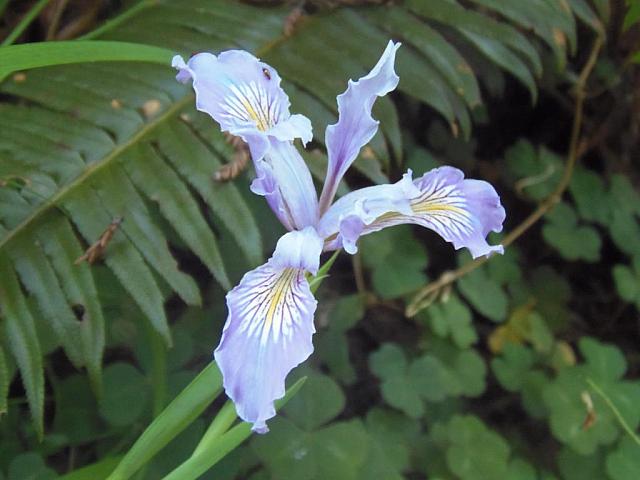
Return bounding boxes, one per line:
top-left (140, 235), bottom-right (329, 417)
top-left (0, 41), bottom-right (174, 81)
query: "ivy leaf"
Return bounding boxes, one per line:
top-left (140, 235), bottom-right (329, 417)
top-left (458, 263), bottom-right (508, 322)
top-left (252, 418), bottom-right (369, 480)
top-left (613, 256), bottom-right (640, 308)
top-left (359, 409), bottom-right (420, 480)
top-left (443, 415), bottom-right (511, 480)
top-left (542, 202), bottom-right (601, 262)
top-left (543, 338), bottom-right (640, 454)
top-left (606, 437), bottom-right (640, 480)
top-left (421, 295), bottom-right (478, 349)
top-left (283, 372), bottom-right (345, 431)
top-left (492, 344), bottom-right (535, 392)
top-left (360, 226), bottom-right (429, 299)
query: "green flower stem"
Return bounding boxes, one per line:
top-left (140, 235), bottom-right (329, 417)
top-left (162, 377), bottom-right (307, 480)
top-left (106, 362), bottom-right (223, 480)
top-left (309, 249), bottom-right (341, 294)
top-left (1, 0), bottom-right (51, 46)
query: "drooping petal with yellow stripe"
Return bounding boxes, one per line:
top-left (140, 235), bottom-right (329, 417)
top-left (214, 228), bottom-right (323, 433)
top-left (319, 167), bottom-right (505, 258)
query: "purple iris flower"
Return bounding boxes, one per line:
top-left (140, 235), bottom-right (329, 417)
top-left (173, 41), bottom-right (505, 433)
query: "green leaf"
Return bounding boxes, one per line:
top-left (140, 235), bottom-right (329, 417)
top-left (458, 264), bottom-right (508, 322)
top-left (444, 415), bottom-right (511, 480)
top-left (370, 344), bottom-right (408, 380)
top-left (421, 295), bottom-right (477, 348)
top-left (163, 377), bottom-right (306, 480)
top-left (492, 344), bottom-right (535, 392)
top-left (99, 363), bottom-right (150, 427)
top-left (253, 418), bottom-right (369, 480)
top-left (0, 255), bottom-right (44, 438)
top-left (53, 374), bottom-right (103, 445)
top-left (7, 453), bottom-right (57, 480)
top-left (606, 437), bottom-right (640, 480)
top-left (284, 372), bottom-right (345, 431)
top-left (0, 41), bottom-right (174, 81)
top-left (542, 202), bottom-right (601, 262)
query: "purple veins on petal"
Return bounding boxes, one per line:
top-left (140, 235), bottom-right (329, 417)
top-left (213, 228), bottom-right (323, 433)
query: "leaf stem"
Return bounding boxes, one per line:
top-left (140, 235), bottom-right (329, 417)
top-left (78, 0), bottom-right (156, 40)
top-left (406, 34), bottom-right (604, 317)
top-left (1, 0), bottom-right (51, 46)
top-left (587, 377), bottom-right (640, 447)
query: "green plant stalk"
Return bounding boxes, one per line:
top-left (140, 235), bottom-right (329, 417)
top-left (587, 378), bottom-right (640, 447)
top-left (1, 0), bottom-right (51, 46)
top-left (106, 362), bottom-right (223, 480)
top-left (191, 400), bottom-right (238, 457)
top-left (78, 0), bottom-right (155, 40)
top-left (309, 249), bottom-right (340, 294)
top-left (145, 321), bottom-right (168, 416)
top-left (0, 40), bottom-right (175, 82)
top-left (58, 456), bottom-right (123, 480)
top-left (162, 377), bottom-right (307, 480)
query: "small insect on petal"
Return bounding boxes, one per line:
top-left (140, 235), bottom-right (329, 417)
top-left (262, 67), bottom-right (271, 80)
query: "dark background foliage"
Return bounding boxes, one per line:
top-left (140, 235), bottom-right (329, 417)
top-left (0, 0), bottom-right (639, 479)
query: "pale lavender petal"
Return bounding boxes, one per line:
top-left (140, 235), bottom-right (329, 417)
top-left (319, 167), bottom-right (505, 258)
top-left (318, 41), bottom-right (401, 214)
top-left (172, 52), bottom-right (312, 161)
top-left (250, 139), bottom-right (318, 230)
top-left (214, 228), bottom-right (323, 433)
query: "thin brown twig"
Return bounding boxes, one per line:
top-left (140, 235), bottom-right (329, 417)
top-left (45, 0), bottom-right (70, 40)
top-left (406, 34), bottom-right (604, 318)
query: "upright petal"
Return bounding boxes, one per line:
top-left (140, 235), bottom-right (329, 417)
top-left (318, 41), bottom-right (401, 214)
top-left (319, 167), bottom-right (505, 258)
top-left (250, 139), bottom-right (319, 230)
top-left (172, 51), bottom-right (311, 161)
top-left (214, 228), bottom-right (323, 433)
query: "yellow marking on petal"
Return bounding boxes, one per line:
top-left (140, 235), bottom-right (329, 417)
top-left (411, 202), bottom-right (467, 216)
top-left (239, 97), bottom-right (268, 131)
top-left (263, 268), bottom-right (295, 339)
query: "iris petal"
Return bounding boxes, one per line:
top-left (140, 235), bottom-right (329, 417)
top-left (172, 51), bottom-right (312, 160)
top-left (214, 228), bottom-right (323, 433)
top-left (319, 167), bottom-right (505, 258)
top-left (318, 41), bottom-right (401, 213)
